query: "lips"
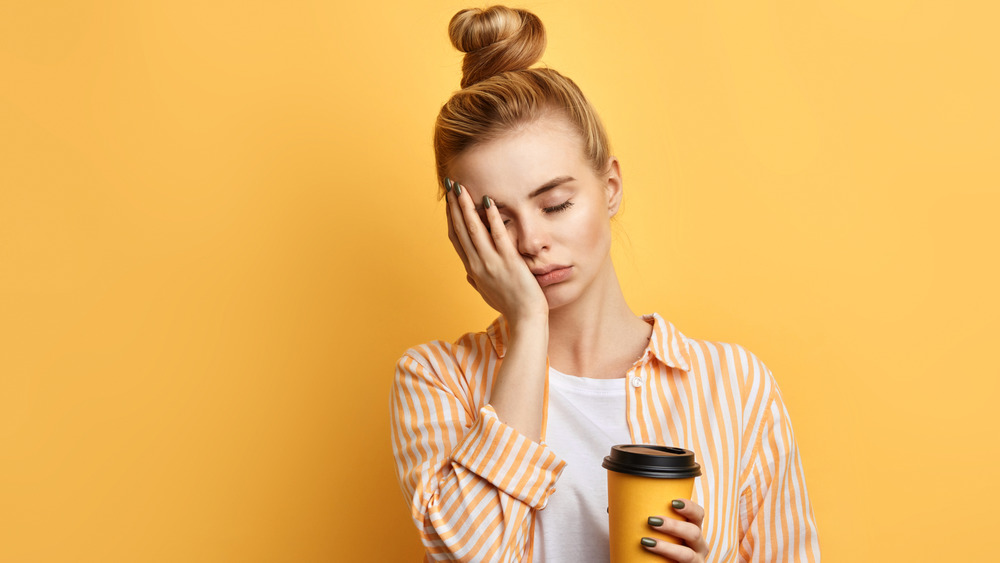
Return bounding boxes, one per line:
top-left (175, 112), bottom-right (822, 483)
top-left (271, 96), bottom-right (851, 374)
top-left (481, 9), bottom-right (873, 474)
top-left (531, 265), bottom-right (572, 287)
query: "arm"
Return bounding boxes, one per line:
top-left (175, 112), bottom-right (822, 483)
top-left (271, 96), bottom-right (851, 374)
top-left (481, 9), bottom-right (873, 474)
top-left (390, 347), bottom-right (565, 562)
top-left (445, 180), bottom-right (550, 442)
top-left (737, 365), bottom-right (821, 562)
top-left (389, 180), bottom-right (560, 561)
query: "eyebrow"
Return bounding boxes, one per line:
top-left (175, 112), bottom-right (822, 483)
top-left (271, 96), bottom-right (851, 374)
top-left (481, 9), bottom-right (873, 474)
top-left (478, 176), bottom-right (576, 211)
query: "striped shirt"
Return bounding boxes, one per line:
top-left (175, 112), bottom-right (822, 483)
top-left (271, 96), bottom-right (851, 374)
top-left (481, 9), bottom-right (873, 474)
top-left (390, 313), bottom-right (821, 562)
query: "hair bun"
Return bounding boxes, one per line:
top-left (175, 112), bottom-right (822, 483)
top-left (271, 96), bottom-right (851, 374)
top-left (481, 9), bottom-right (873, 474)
top-left (449, 5), bottom-right (546, 88)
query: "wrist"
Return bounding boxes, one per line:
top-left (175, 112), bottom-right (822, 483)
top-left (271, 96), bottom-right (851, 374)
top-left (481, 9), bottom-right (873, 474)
top-left (507, 310), bottom-right (548, 334)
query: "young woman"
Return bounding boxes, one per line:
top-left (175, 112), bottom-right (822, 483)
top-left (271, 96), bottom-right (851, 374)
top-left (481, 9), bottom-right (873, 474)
top-left (390, 6), bottom-right (820, 562)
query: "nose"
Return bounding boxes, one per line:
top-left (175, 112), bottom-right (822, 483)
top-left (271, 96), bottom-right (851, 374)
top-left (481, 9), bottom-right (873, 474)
top-left (515, 215), bottom-right (550, 257)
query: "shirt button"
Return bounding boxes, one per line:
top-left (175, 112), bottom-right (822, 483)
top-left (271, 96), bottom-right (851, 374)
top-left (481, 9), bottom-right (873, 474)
top-left (631, 376), bottom-right (643, 388)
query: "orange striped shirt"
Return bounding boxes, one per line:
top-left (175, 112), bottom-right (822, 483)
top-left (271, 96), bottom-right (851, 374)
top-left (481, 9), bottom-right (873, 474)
top-left (390, 313), bottom-right (820, 562)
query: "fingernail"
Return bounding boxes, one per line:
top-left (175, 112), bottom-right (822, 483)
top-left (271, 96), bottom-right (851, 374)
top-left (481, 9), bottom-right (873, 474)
top-left (444, 178), bottom-right (453, 192)
top-left (647, 516), bottom-right (664, 526)
top-left (640, 537), bottom-right (657, 548)
top-left (455, 183), bottom-right (462, 195)
top-left (483, 195), bottom-right (491, 209)
top-left (672, 500), bottom-right (685, 510)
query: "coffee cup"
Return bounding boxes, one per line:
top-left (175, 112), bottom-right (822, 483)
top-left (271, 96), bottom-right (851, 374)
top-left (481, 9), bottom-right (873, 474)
top-left (603, 444), bottom-right (701, 562)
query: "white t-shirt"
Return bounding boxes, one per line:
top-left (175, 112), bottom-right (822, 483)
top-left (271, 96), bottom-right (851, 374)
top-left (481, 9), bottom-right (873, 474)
top-left (533, 367), bottom-right (631, 562)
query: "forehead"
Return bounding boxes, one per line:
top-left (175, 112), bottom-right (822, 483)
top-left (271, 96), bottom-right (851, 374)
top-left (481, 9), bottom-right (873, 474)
top-left (448, 114), bottom-right (589, 198)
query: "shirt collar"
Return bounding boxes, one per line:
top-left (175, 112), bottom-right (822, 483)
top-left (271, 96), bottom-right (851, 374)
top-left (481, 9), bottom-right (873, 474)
top-left (486, 312), bottom-right (692, 373)
top-left (641, 312), bottom-right (692, 372)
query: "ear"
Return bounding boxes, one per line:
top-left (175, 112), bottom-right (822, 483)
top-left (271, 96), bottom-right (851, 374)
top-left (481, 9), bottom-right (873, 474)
top-left (604, 156), bottom-right (623, 217)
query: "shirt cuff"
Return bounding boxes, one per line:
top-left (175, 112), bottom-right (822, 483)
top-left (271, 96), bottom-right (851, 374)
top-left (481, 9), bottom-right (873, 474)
top-left (452, 405), bottom-right (566, 510)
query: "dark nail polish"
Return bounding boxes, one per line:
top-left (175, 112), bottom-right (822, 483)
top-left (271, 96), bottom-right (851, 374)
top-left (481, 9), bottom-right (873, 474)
top-left (444, 178), bottom-right (452, 192)
top-left (647, 516), bottom-right (664, 527)
top-left (483, 195), bottom-right (491, 209)
top-left (455, 183), bottom-right (462, 195)
top-left (672, 500), bottom-right (685, 510)
top-left (640, 537), bottom-right (657, 548)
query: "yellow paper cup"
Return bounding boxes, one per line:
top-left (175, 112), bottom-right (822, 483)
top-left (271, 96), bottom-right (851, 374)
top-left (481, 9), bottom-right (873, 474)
top-left (603, 445), bottom-right (701, 563)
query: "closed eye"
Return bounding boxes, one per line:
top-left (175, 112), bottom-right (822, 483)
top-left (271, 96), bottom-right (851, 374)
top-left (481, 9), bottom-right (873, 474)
top-left (485, 217), bottom-right (512, 233)
top-left (543, 201), bottom-right (574, 213)
top-left (486, 201), bottom-right (571, 232)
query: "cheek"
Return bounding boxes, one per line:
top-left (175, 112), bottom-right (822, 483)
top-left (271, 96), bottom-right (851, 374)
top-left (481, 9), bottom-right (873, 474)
top-left (580, 207), bottom-right (611, 245)
top-left (559, 206), bottom-right (610, 255)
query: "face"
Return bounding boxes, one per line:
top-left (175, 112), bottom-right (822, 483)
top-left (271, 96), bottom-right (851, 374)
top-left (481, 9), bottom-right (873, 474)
top-left (447, 113), bottom-right (623, 311)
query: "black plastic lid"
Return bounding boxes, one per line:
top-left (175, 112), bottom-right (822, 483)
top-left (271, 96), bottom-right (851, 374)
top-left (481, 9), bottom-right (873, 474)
top-left (602, 444), bottom-right (701, 478)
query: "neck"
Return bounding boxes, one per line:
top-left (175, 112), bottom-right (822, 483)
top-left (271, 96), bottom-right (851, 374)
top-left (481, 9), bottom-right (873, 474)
top-left (545, 259), bottom-right (652, 379)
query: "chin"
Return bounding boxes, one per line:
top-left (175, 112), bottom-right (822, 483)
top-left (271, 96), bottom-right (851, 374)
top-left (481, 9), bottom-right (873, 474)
top-left (541, 284), bottom-right (578, 311)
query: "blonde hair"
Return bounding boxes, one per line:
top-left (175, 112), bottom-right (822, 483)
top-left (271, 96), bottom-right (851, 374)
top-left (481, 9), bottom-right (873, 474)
top-left (433, 5), bottom-right (612, 196)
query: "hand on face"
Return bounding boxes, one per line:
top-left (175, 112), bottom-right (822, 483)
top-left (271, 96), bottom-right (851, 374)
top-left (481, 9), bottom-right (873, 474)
top-left (445, 178), bottom-right (548, 325)
top-left (641, 499), bottom-right (709, 562)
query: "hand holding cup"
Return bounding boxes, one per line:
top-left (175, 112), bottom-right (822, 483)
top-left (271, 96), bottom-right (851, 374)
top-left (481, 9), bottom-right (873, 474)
top-left (641, 498), bottom-right (709, 561)
top-left (604, 445), bottom-right (703, 562)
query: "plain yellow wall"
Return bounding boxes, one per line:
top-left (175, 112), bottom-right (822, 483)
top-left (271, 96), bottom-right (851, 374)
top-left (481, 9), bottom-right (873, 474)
top-left (2, 1), bottom-right (997, 561)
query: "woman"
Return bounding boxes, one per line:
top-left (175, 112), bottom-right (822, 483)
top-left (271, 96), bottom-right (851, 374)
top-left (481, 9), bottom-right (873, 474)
top-left (390, 6), bottom-right (820, 562)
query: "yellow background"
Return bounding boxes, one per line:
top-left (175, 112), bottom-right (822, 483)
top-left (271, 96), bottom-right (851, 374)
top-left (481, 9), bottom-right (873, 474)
top-left (2, 1), bottom-right (997, 561)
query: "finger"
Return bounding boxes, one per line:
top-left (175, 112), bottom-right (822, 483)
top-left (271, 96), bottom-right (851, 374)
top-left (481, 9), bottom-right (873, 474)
top-left (447, 182), bottom-right (479, 269)
top-left (671, 499), bottom-right (705, 529)
top-left (482, 194), bottom-right (517, 258)
top-left (445, 180), bottom-right (455, 238)
top-left (445, 185), bottom-right (468, 259)
top-left (646, 515), bottom-right (704, 547)
top-left (447, 199), bottom-right (470, 266)
top-left (639, 536), bottom-right (699, 562)
top-left (674, 498), bottom-right (710, 556)
top-left (454, 182), bottom-right (497, 257)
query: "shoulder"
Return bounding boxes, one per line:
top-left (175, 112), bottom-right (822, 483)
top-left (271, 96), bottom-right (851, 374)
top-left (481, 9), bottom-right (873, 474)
top-left (393, 319), bottom-right (503, 412)
top-left (649, 313), bottom-right (776, 399)
top-left (685, 336), bottom-right (771, 385)
top-left (396, 317), bottom-right (502, 378)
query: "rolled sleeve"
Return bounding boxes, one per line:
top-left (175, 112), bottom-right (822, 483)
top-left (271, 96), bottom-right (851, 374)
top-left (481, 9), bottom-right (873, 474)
top-left (452, 405), bottom-right (566, 510)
